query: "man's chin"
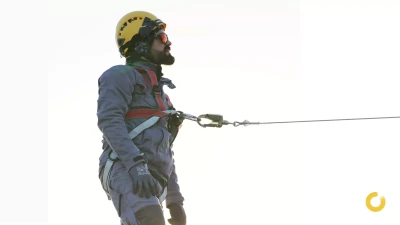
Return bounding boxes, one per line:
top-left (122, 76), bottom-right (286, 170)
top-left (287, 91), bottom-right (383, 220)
top-left (161, 54), bottom-right (175, 65)
top-left (147, 51), bottom-right (175, 65)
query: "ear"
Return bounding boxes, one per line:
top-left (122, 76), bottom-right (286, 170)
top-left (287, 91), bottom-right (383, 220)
top-left (134, 41), bottom-right (149, 54)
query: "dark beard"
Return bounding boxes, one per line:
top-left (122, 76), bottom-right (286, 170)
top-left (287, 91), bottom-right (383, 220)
top-left (160, 53), bottom-right (175, 65)
top-left (147, 49), bottom-right (175, 65)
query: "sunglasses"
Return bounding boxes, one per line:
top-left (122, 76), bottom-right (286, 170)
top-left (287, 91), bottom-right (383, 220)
top-left (155, 32), bottom-right (169, 44)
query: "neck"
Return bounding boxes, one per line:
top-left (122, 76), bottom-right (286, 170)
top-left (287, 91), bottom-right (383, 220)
top-left (126, 57), bottom-right (163, 79)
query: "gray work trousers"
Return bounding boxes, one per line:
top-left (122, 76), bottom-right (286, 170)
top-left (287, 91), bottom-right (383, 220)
top-left (106, 160), bottom-right (167, 225)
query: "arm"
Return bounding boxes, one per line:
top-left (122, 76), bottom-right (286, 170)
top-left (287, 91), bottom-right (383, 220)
top-left (97, 66), bottom-right (146, 170)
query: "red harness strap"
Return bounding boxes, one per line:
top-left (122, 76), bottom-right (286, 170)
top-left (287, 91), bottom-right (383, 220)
top-left (143, 69), bottom-right (166, 111)
top-left (125, 68), bottom-right (171, 120)
top-left (165, 94), bottom-right (173, 107)
top-left (125, 109), bottom-right (171, 119)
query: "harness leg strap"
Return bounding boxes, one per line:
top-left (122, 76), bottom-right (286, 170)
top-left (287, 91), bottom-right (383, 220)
top-left (102, 151), bottom-right (118, 199)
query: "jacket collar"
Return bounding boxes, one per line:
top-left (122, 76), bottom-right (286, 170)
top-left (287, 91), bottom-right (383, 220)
top-left (128, 58), bottom-right (159, 71)
top-left (127, 58), bottom-right (176, 89)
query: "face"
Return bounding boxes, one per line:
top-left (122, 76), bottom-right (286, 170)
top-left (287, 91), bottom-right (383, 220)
top-left (146, 31), bottom-right (175, 65)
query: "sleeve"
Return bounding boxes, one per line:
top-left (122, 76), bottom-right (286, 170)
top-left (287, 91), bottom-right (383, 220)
top-left (97, 66), bottom-right (146, 171)
top-left (166, 162), bottom-right (185, 207)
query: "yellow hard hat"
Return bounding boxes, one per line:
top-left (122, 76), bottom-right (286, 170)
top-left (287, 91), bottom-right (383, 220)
top-left (115, 11), bottom-right (166, 57)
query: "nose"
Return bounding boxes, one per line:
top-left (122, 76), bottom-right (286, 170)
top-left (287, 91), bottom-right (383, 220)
top-left (166, 39), bottom-right (172, 46)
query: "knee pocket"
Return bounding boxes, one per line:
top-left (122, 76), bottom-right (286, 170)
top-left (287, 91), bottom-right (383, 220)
top-left (134, 205), bottom-right (165, 225)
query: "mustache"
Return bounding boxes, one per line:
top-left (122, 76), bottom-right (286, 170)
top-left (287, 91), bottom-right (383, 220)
top-left (164, 47), bottom-right (171, 51)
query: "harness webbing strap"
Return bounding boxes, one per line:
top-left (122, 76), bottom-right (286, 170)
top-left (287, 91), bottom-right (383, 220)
top-left (147, 70), bottom-right (167, 111)
top-left (134, 68), bottom-right (167, 111)
top-left (146, 70), bottom-right (159, 87)
top-left (125, 109), bottom-right (171, 119)
top-left (102, 151), bottom-right (118, 199)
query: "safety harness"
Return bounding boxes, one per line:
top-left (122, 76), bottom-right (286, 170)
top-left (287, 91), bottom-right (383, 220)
top-left (101, 67), bottom-right (179, 200)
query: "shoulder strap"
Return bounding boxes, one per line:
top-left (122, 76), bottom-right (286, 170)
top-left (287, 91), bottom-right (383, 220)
top-left (132, 67), bottom-right (166, 111)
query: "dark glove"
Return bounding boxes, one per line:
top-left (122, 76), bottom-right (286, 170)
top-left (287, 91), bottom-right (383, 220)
top-left (128, 163), bottom-right (162, 198)
top-left (167, 203), bottom-right (186, 225)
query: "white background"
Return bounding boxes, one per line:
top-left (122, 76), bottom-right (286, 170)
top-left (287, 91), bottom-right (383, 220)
top-left (2, 0), bottom-right (400, 224)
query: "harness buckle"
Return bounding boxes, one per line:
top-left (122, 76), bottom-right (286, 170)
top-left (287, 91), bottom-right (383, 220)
top-left (107, 150), bottom-right (119, 161)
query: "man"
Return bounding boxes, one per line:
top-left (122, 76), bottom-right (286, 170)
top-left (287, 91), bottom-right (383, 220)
top-left (97, 11), bottom-right (186, 225)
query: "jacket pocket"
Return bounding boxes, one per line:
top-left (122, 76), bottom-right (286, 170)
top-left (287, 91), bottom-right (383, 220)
top-left (130, 92), bottom-right (158, 109)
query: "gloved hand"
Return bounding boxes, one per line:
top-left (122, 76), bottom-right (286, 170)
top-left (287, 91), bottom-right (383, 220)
top-left (128, 162), bottom-right (162, 198)
top-left (167, 203), bottom-right (186, 225)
